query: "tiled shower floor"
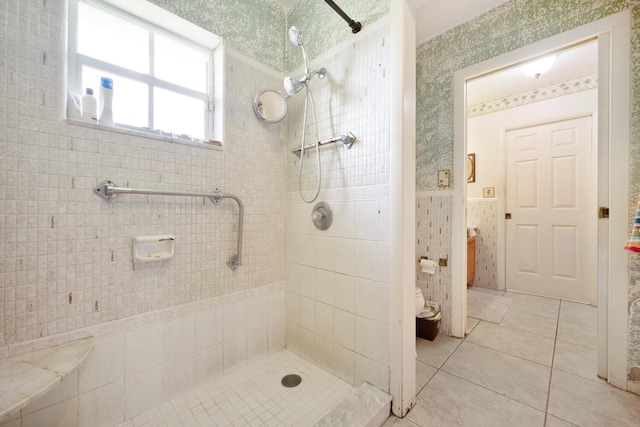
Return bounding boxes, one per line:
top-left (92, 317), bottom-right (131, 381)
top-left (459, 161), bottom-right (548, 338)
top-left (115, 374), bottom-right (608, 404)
top-left (118, 350), bottom-right (356, 427)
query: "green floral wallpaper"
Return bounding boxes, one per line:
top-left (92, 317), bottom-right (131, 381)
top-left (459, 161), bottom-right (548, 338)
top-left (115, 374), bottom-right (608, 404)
top-left (286, 0), bottom-right (388, 71)
top-left (149, 0), bottom-right (288, 72)
top-left (416, 0), bottom-right (640, 190)
top-left (147, 0), bottom-right (388, 74)
top-left (416, 0), bottom-right (640, 380)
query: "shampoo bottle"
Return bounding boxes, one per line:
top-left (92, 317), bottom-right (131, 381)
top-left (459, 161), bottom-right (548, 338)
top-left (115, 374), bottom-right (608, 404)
top-left (98, 77), bottom-right (114, 126)
top-left (81, 88), bottom-right (96, 123)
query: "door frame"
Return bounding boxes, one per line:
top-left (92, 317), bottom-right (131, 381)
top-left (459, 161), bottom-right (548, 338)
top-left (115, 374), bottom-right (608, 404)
top-left (451, 10), bottom-right (630, 389)
top-left (389, 0), bottom-right (417, 417)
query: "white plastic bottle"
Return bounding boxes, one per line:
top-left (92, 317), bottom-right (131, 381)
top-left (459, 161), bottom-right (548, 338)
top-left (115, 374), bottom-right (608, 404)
top-left (81, 88), bottom-right (97, 123)
top-left (98, 77), bottom-right (114, 126)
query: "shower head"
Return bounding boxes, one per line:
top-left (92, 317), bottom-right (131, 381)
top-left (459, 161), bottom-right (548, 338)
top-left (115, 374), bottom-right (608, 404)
top-left (284, 68), bottom-right (325, 98)
top-left (284, 75), bottom-right (306, 97)
top-left (288, 26), bottom-right (304, 46)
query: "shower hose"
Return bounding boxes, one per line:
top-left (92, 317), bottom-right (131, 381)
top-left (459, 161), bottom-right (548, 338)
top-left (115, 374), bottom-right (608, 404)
top-left (297, 84), bottom-right (321, 203)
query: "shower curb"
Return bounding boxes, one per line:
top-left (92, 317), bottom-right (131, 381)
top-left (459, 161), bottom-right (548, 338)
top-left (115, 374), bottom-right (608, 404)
top-left (313, 382), bottom-right (392, 427)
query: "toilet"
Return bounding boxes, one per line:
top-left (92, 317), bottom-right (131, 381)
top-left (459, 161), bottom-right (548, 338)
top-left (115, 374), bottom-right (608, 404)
top-left (415, 286), bottom-right (425, 316)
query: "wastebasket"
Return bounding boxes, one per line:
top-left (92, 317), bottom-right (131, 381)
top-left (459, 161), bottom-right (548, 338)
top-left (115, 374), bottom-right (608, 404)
top-left (416, 317), bottom-right (440, 341)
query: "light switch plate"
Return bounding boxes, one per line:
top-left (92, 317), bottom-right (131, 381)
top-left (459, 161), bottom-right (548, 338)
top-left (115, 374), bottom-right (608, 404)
top-left (483, 187), bottom-right (495, 198)
top-left (438, 170), bottom-right (450, 187)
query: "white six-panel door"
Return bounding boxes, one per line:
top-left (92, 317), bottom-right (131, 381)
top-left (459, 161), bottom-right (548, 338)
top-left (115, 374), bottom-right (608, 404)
top-left (505, 116), bottom-right (595, 302)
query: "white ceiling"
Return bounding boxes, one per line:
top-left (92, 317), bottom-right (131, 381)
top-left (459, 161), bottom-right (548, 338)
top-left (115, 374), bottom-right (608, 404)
top-left (414, 0), bottom-right (510, 44)
top-left (467, 41), bottom-right (598, 105)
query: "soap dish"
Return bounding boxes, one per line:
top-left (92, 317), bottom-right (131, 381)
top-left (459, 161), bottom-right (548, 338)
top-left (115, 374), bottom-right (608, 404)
top-left (132, 235), bottom-right (175, 263)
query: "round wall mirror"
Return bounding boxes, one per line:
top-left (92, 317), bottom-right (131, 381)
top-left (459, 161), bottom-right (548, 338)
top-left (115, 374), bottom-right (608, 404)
top-left (254, 89), bottom-right (287, 123)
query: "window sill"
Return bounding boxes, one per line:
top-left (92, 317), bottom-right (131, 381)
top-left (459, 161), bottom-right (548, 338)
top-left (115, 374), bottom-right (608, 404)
top-left (65, 118), bottom-right (223, 151)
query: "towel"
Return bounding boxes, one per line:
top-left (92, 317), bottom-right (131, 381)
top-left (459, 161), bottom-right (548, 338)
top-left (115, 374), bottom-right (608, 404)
top-left (625, 195), bottom-right (640, 252)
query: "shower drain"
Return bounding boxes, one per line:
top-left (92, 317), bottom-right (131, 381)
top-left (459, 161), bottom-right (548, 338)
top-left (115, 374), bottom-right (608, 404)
top-left (281, 374), bottom-right (302, 388)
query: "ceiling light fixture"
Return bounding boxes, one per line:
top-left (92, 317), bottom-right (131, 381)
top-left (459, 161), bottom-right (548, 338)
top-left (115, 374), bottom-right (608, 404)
top-left (521, 55), bottom-right (557, 78)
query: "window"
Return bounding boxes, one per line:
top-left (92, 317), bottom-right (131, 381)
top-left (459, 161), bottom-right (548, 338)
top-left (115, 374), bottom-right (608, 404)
top-left (66, 0), bottom-right (223, 144)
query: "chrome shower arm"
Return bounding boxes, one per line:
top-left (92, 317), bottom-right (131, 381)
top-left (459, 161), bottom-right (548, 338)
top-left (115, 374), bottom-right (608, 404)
top-left (291, 132), bottom-right (356, 156)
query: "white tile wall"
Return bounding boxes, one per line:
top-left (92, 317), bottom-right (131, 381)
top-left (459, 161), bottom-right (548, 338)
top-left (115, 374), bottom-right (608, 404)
top-left (1, 0), bottom-right (394, 423)
top-left (195, 309), bottom-right (222, 351)
top-left (2, 283), bottom-right (285, 426)
top-left (315, 334), bottom-right (334, 372)
top-left (222, 335), bottom-right (247, 374)
top-left (416, 193), bottom-right (453, 336)
top-left (285, 30), bottom-right (391, 194)
top-left (78, 334), bottom-right (124, 393)
top-left (78, 380), bottom-right (125, 427)
top-left (333, 344), bottom-right (356, 385)
top-left (163, 316), bottom-right (195, 363)
top-left (0, 0), bottom-right (286, 350)
top-left (124, 366), bottom-right (163, 419)
top-left (267, 320), bottom-right (285, 353)
top-left (163, 354), bottom-right (196, 401)
top-left (334, 273), bottom-right (355, 312)
top-left (334, 308), bottom-right (355, 349)
top-left (195, 344), bottom-right (223, 388)
top-left (284, 24), bottom-right (391, 393)
top-left (23, 398), bottom-right (78, 427)
top-left (468, 198), bottom-right (499, 290)
top-left (125, 324), bottom-right (162, 376)
top-left (315, 269), bottom-right (334, 304)
top-left (246, 327), bottom-right (268, 362)
top-left (316, 302), bottom-right (333, 339)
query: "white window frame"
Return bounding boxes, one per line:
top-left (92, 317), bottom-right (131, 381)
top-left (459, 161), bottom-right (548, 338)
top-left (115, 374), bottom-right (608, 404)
top-left (65, 0), bottom-right (224, 146)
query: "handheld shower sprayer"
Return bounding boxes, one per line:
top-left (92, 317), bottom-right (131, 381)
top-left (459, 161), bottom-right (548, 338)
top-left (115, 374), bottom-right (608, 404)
top-left (288, 26), bottom-right (309, 74)
top-left (285, 26), bottom-right (328, 203)
top-left (288, 26), bottom-right (304, 46)
top-left (284, 26), bottom-right (326, 98)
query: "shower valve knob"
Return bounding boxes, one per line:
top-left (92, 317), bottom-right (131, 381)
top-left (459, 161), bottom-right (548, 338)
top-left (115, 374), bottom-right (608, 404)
top-left (312, 202), bottom-right (333, 230)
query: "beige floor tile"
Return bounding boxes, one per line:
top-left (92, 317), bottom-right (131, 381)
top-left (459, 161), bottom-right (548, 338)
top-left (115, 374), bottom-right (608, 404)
top-left (503, 291), bottom-right (560, 306)
top-left (442, 341), bottom-right (551, 410)
top-left (467, 290), bottom-right (513, 323)
top-left (556, 321), bottom-right (597, 350)
top-left (468, 287), bottom-right (505, 296)
top-left (386, 416), bottom-right (420, 427)
top-left (407, 371), bottom-right (545, 427)
top-left (415, 360), bottom-right (437, 394)
top-left (552, 340), bottom-right (601, 382)
top-left (382, 415), bottom-right (399, 426)
top-left (500, 310), bottom-right (558, 338)
top-left (466, 321), bottom-right (555, 366)
top-left (545, 415), bottom-right (578, 426)
top-left (506, 293), bottom-right (560, 319)
top-left (466, 317), bottom-right (480, 335)
top-left (548, 370), bottom-right (640, 426)
top-left (416, 335), bottom-right (462, 369)
top-left (559, 301), bottom-right (597, 329)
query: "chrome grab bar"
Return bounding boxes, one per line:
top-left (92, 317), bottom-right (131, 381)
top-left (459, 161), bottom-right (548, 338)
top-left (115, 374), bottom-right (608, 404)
top-left (93, 180), bottom-right (244, 271)
top-left (291, 132), bottom-right (356, 156)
